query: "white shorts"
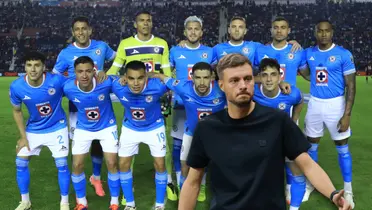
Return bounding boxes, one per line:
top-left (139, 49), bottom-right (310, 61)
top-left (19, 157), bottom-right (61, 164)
top-left (305, 96), bottom-right (351, 141)
top-left (18, 127), bottom-right (69, 158)
top-left (181, 133), bottom-right (193, 161)
top-left (69, 112), bottom-right (77, 140)
top-left (119, 125), bottom-right (167, 157)
top-left (170, 108), bottom-right (186, 139)
top-left (72, 125), bottom-right (119, 155)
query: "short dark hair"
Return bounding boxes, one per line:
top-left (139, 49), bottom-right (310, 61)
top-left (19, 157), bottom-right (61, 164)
top-left (192, 62), bottom-right (213, 74)
top-left (125, 60), bottom-right (146, 73)
top-left (72, 16), bottom-right (90, 29)
top-left (23, 51), bottom-right (46, 64)
top-left (74, 56), bottom-right (94, 68)
top-left (272, 16), bottom-right (289, 26)
top-left (230, 16), bottom-right (246, 24)
top-left (316, 19), bottom-right (333, 30)
top-left (259, 58), bottom-right (280, 73)
top-left (135, 11), bottom-right (152, 20)
top-left (216, 53), bottom-right (252, 79)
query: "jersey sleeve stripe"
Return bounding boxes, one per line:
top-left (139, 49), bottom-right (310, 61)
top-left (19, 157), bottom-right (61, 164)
top-left (125, 45), bottom-right (165, 50)
top-left (343, 69), bottom-right (356, 75)
top-left (10, 100), bottom-right (21, 107)
top-left (109, 51), bottom-right (117, 61)
top-left (52, 68), bottom-right (62, 74)
top-left (124, 47), bottom-right (164, 56)
top-left (162, 64), bottom-right (170, 68)
top-left (113, 62), bottom-right (123, 67)
top-left (298, 64), bottom-right (308, 70)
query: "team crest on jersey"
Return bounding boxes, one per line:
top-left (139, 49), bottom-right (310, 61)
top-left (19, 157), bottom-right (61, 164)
top-left (60, 119), bottom-right (65, 124)
top-left (213, 98), bottom-right (220, 104)
top-left (280, 64), bottom-right (286, 80)
top-left (144, 61), bottom-right (154, 72)
top-left (36, 102), bottom-right (53, 117)
top-left (95, 49), bottom-right (101, 55)
top-left (242, 47), bottom-right (249, 54)
top-left (173, 80), bottom-right (180, 86)
top-left (278, 102), bottom-right (286, 110)
top-left (146, 95), bottom-right (153, 103)
top-left (202, 53), bottom-right (208, 59)
top-left (288, 53), bottom-right (294, 60)
top-left (131, 109), bottom-right (146, 120)
top-left (329, 56), bottom-right (336, 62)
top-left (316, 68), bottom-right (328, 85)
top-left (198, 111), bottom-right (212, 120)
top-left (154, 47), bottom-right (160, 53)
top-left (48, 88), bottom-right (56, 96)
top-left (98, 94), bottom-right (105, 101)
top-left (85, 107), bottom-right (101, 121)
top-left (110, 119), bottom-right (114, 124)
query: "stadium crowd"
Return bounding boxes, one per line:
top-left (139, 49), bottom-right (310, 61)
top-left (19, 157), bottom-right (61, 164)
top-left (0, 0), bottom-right (371, 73)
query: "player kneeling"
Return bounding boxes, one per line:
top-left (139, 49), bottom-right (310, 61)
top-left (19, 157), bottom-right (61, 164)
top-left (10, 52), bottom-right (70, 210)
top-left (112, 61), bottom-right (169, 210)
top-left (253, 58), bottom-right (306, 210)
top-left (63, 56), bottom-right (120, 210)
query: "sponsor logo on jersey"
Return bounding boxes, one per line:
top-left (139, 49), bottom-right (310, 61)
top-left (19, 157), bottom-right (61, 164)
top-left (110, 119), bottom-right (114, 124)
top-left (197, 108), bottom-right (213, 120)
top-left (131, 108), bottom-right (146, 121)
top-left (329, 56), bottom-right (336, 62)
top-left (280, 64), bottom-right (286, 80)
top-left (85, 107), bottom-right (101, 121)
top-left (213, 98), bottom-right (220, 104)
top-left (278, 102), bottom-right (287, 110)
top-left (36, 102), bottom-right (53, 117)
top-left (154, 47), bottom-right (160, 53)
top-left (202, 53), bottom-right (208, 59)
top-left (98, 94), bottom-right (105, 101)
top-left (23, 95), bottom-right (31, 100)
top-left (144, 60), bottom-right (154, 72)
top-left (173, 80), bottom-right (180, 86)
top-left (316, 67), bottom-right (328, 86)
top-left (95, 49), bottom-right (101, 55)
top-left (146, 95), bottom-right (153, 103)
top-left (178, 54), bottom-right (186, 59)
top-left (242, 47), bottom-right (249, 54)
top-left (288, 53), bottom-right (294, 60)
top-left (187, 64), bottom-right (194, 80)
top-left (48, 88), bottom-right (56, 96)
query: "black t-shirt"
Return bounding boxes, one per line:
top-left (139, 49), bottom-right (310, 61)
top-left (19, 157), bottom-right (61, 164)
top-left (187, 103), bottom-right (311, 210)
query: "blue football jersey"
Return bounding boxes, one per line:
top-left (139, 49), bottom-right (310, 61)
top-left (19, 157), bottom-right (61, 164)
top-left (305, 44), bottom-right (356, 99)
top-left (169, 44), bottom-right (216, 106)
top-left (9, 73), bottom-right (67, 134)
top-left (253, 84), bottom-right (302, 116)
top-left (111, 78), bottom-right (168, 131)
top-left (213, 41), bottom-right (261, 64)
top-left (63, 77), bottom-right (116, 131)
top-left (53, 39), bottom-right (116, 78)
top-left (165, 78), bottom-right (226, 136)
top-left (254, 43), bottom-right (307, 85)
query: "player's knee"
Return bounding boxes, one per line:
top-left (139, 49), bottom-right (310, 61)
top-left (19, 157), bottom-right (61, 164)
top-left (181, 161), bottom-right (189, 175)
top-left (307, 137), bottom-right (320, 144)
top-left (334, 139), bottom-right (348, 146)
top-left (105, 158), bottom-right (118, 172)
top-left (153, 158), bottom-right (166, 172)
top-left (72, 159), bottom-right (85, 172)
top-left (119, 158), bottom-right (131, 172)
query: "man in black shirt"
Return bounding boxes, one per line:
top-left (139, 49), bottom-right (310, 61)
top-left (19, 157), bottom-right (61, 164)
top-left (178, 53), bottom-right (352, 210)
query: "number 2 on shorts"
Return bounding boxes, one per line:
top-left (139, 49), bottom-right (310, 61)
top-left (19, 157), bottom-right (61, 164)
top-left (57, 135), bottom-right (63, 144)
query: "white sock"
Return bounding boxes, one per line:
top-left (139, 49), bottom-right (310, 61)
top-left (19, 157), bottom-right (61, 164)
top-left (21, 193), bottom-right (30, 202)
top-left (289, 206), bottom-right (299, 210)
top-left (286, 184), bottom-right (291, 192)
top-left (77, 197), bottom-right (87, 206)
top-left (344, 182), bottom-right (352, 193)
top-left (93, 175), bottom-right (100, 181)
top-left (127, 201), bottom-right (135, 207)
top-left (201, 172), bottom-right (207, 185)
top-left (176, 172), bottom-right (181, 186)
top-left (167, 174), bottom-right (172, 184)
top-left (110, 196), bottom-right (119, 205)
top-left (60, 195), bottom-right (69, 204)
top-left (155, 202), bottom-right (164, 207)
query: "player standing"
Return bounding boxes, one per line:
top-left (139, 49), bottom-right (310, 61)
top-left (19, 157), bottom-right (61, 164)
top-left (106, 11), bottom-right (175, 203)
top-left (169, 16), bottom-right (216, 201)
top-left (151, 62), bottom-right (226, 192)
top-left (366, 62), bottom-right (372, 83)
top-left (299, 20), bottom-right (356, 208)
top-left (112, 61), bottom-right (169, 210)
top-left (10, 52), bottom-right (70, 210)
top-left (53, 16), bottom-right (116, 197)
top-left (63, 56), bottom-right (120, 210)
top-left (254, 16), bottom-right (308, 204)
top-left (253, 58), bottom-right (306, 210)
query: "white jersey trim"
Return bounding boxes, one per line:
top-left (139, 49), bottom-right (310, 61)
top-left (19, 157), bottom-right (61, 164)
top-left (260, 84), bottom-right (281, 99)
top-left (343, 69), bottom-right (356, 76)
top-left (317, 43), bottom-right (336, 52)
top-left (134, 35), bottom-right (154, 43)
top-left (77, 77), bottom-right (97, 93)
top-left (26, 74), bottom-right (45, 88)
top-left (113, 62), bottom-right (123, 67)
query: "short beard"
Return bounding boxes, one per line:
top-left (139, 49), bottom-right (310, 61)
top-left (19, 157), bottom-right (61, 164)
top-left (230, 98), bottom-right (252, 108)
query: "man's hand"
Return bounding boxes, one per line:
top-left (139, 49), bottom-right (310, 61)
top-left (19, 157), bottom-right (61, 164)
top-left (147, 72), bottom-right (158, 78)
top-left (332, 190), bottom-right (352, 210)
top-left (338, 115), bottom-right (351, 132)
top-left (97, 71), bottom-right (108, 83)
top-left (288, 40), bottom-right (302, 53)
top-left (16, 137), bottom-right (30, 154)
top-left (178, 40), bottom-right (187, 48)
top-left (279, 81), bottom-right (291, 94)
top-left (119, 76), bottom-right (127, 86)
